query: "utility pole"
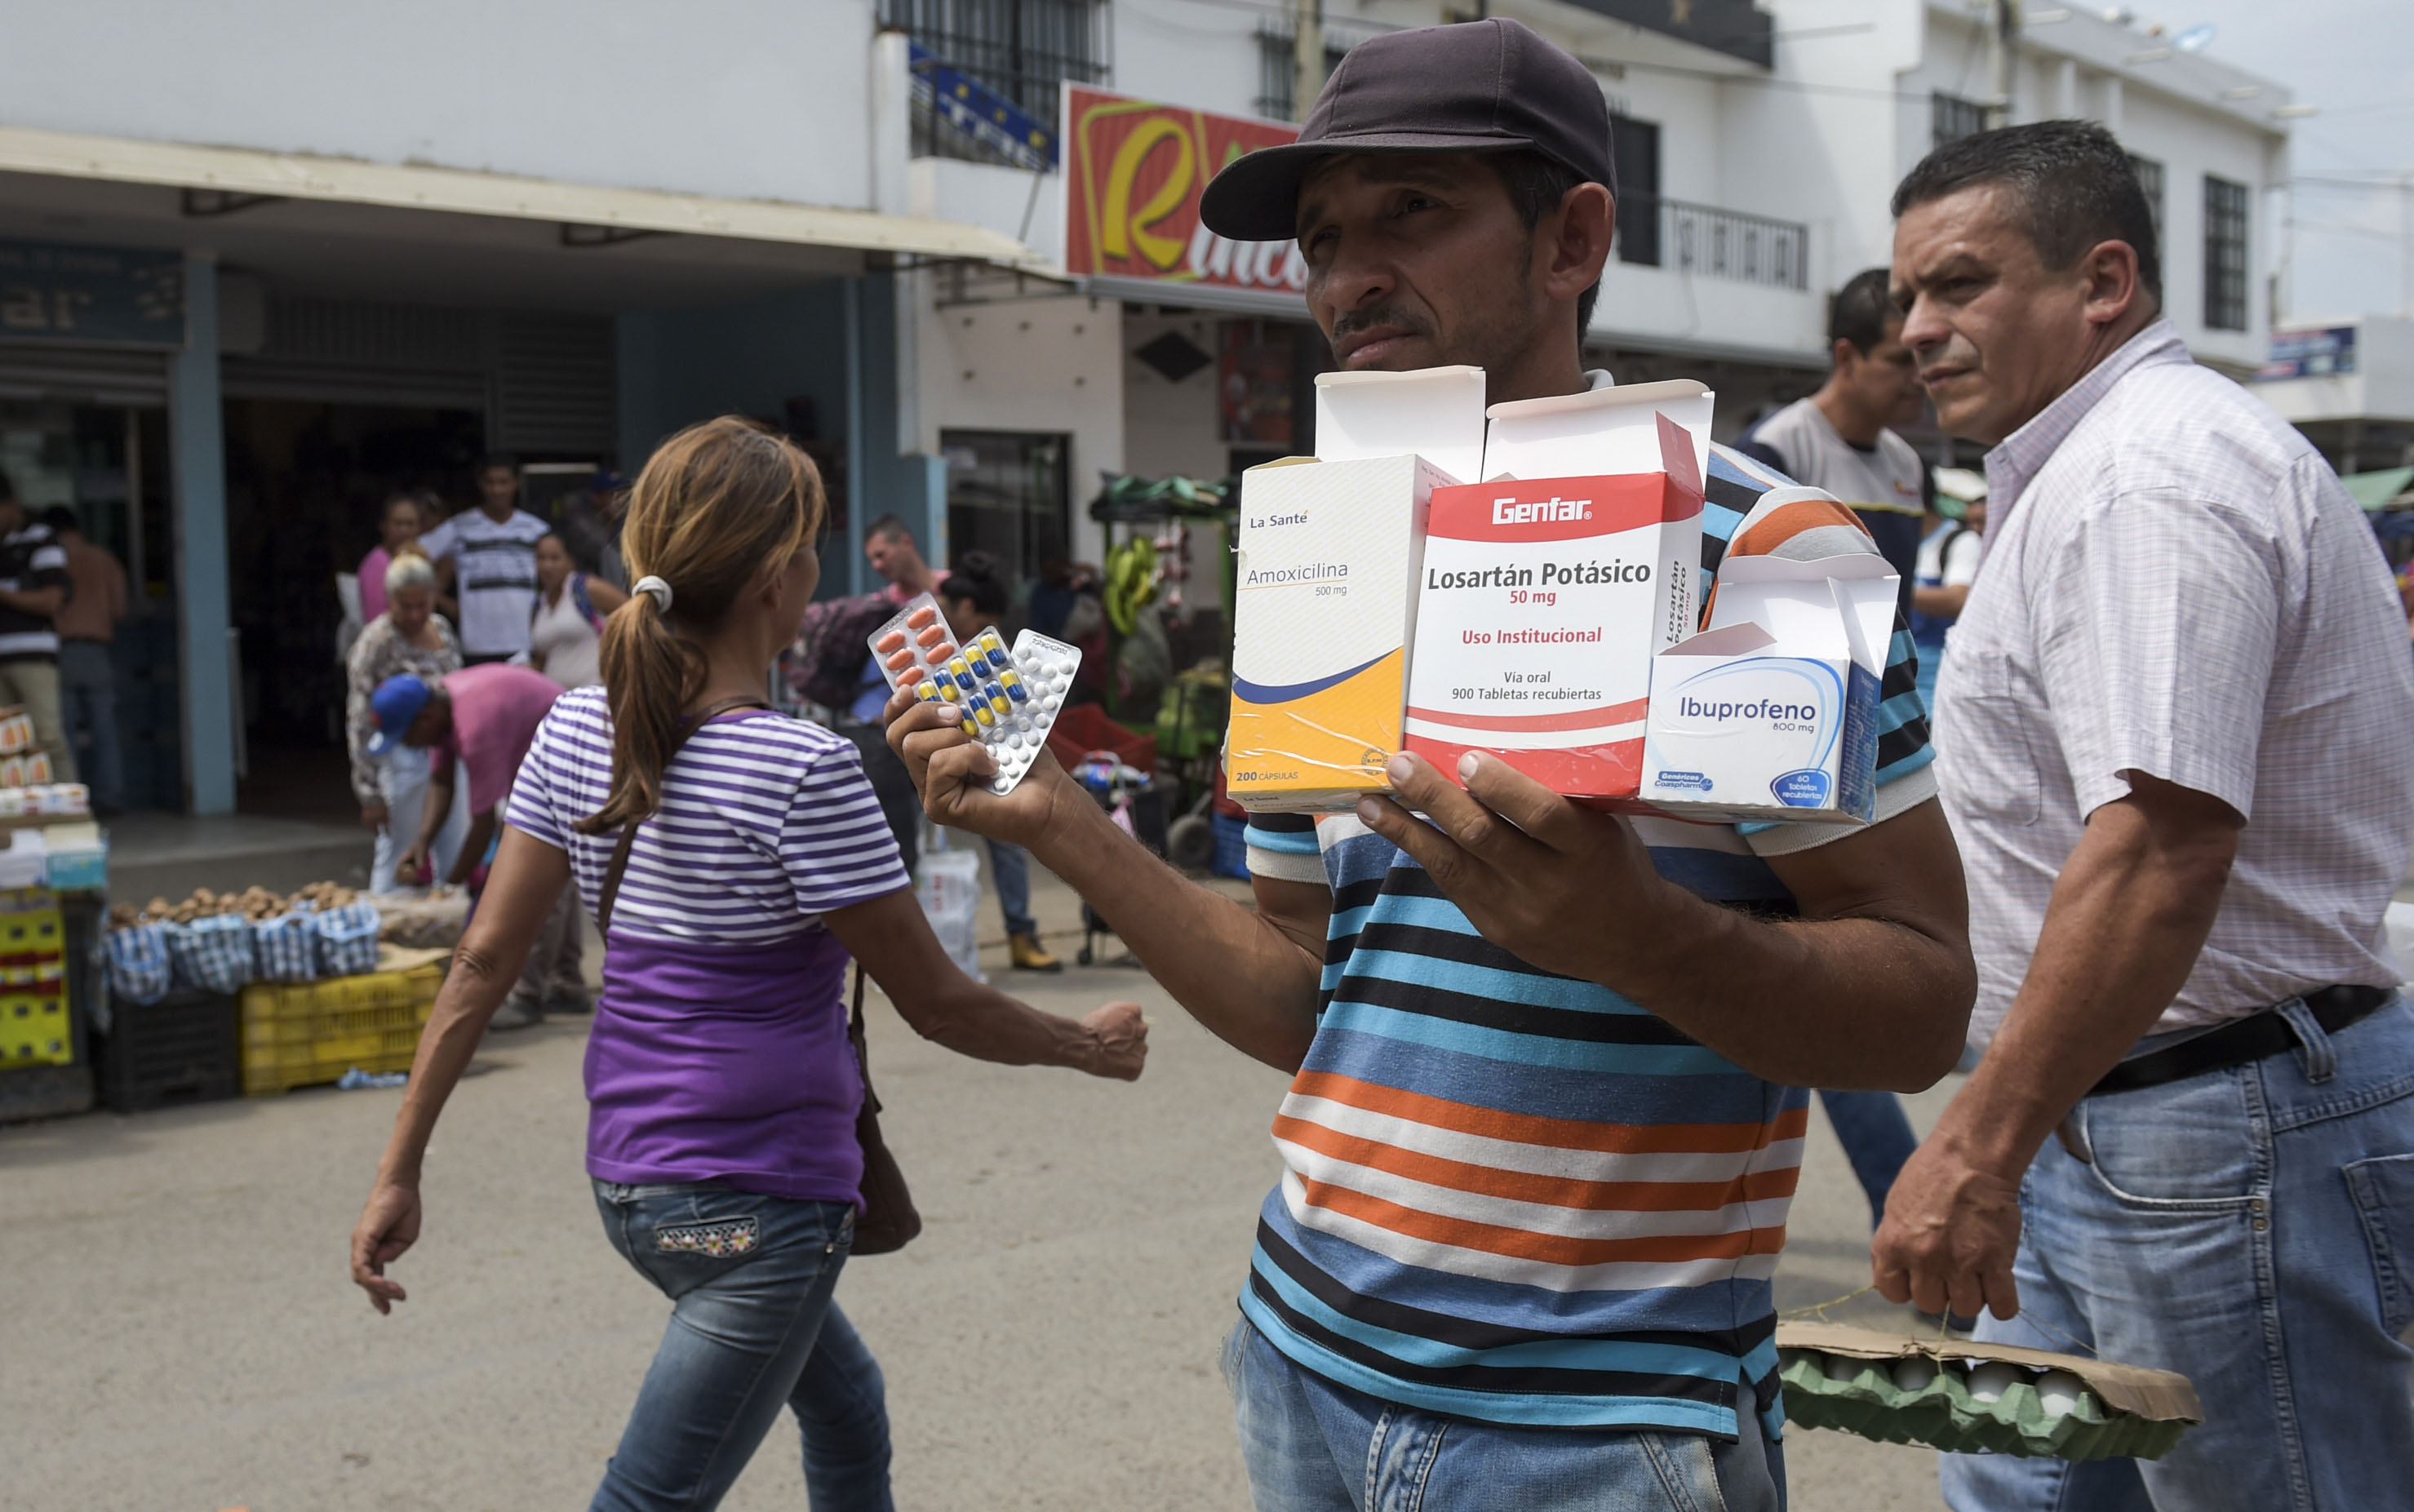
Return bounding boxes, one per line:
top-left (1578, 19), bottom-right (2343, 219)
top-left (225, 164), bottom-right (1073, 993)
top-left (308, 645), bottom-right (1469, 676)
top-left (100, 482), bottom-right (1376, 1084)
top-left (1987, 0), bottom-right (2018, 130)
top-left (1294, 0), bottom-right (1325, 124)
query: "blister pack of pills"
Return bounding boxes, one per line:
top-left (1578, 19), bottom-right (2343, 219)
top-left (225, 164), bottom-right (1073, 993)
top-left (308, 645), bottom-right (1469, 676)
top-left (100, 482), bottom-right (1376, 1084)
top-left (868, 593), bottom-right (1081, 796)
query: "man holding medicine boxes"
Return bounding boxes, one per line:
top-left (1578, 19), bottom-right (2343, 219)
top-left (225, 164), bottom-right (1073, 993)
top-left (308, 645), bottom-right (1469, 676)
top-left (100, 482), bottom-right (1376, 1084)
top-left (1872, 122), bottom-right (2414, 1511)
top-left (886, 20), bottom-right (1974, 1509)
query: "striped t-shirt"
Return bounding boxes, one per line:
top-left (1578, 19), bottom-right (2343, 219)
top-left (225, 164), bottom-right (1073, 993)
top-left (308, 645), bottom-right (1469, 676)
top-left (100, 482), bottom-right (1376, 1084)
top-left (420, 507), bottom-right (550, 658)
top-left (1242, 440), bottom-right (1937, 1441)
top-left (505, 688), bottom-right (913, 1202)
top-left (505, 686), bottom-right (911, 944)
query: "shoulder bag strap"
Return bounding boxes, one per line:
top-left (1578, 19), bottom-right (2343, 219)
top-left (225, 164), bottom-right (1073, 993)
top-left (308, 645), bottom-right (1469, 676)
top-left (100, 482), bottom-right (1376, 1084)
top-left (596, 694), bottom-right (770, 934)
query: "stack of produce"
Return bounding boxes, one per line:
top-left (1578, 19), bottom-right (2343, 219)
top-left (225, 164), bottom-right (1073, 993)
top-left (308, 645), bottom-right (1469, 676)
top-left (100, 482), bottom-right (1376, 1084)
top-left (109, 881), bottom-right (359, 929)
top-left (103, 881), bottom-right (382, 1002)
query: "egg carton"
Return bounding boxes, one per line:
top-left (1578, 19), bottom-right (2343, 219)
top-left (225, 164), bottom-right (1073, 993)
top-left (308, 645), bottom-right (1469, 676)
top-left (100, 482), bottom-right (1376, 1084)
top-left (868, 594), bottom-right (1080, 796)
top-left (1774, 1346), bottom-right (2192, 1462)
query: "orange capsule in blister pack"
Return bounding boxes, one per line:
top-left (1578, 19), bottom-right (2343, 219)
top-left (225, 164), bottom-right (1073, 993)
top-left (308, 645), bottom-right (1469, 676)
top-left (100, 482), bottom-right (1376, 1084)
top-left (916, 624), bottom-right (949, 650)
top-left (884, 649), bottom-right (917, 673)
top-left (906, 605), bottom-right (939, 630)
top-left (896, 664), bottom-right (925, 689)
top-left (875, 631), bottom-right (908, 654)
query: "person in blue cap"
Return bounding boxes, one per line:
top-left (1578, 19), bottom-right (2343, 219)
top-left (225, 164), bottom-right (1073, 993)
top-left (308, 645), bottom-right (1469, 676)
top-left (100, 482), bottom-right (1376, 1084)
top-left (370, 662), bottom-right (566, 1027)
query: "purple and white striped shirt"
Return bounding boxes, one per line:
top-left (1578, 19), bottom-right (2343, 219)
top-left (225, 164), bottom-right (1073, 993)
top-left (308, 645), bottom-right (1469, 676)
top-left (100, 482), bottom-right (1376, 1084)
top-left (504, 688), bottom-right (912, 1201)
top-left (505, 686), bottom-right (909, 945)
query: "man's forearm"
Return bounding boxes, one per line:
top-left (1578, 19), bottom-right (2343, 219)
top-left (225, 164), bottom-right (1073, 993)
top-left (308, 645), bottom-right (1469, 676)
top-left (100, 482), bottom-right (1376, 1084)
top-left (1612, 891), bottom-right (1972, 1091)
top-left (447, 812), bottom-right (496, 887)
top-left (1929, 788), bottom-right (2233, 1173)
top-left (1027, 792), bottom-right (1320, 1071)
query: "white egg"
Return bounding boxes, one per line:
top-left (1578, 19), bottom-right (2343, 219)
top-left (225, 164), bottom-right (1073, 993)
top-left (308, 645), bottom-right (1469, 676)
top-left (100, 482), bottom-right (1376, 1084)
top-left (1892, 1356), bottom-right (1939, 1391)
top-left (1822, 1353), bottom-right (1866, 1384)
top-left (2036, 1370), bottom-right (2089, 1418)
top-left (1965, 1361), bottom-right (2025, 1403)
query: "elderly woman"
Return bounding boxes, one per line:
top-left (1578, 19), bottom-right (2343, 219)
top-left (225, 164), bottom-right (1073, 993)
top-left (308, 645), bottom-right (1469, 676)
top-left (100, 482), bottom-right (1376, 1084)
top-left (348, 552), bottom-right (469, 893)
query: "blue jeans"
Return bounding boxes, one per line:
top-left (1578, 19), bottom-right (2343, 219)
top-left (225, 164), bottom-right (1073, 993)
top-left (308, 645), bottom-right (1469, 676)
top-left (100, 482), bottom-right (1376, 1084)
top-left (56, 641), bottom-right (120, 809)
top-left (985, 837), bottom-right (1036, 938)
top-left (590, 1181), bottom-right (892, 1512)
top-left (1942, 995), bottom-right (2414, 1511)
top-left (1818, 1090), bottom-right (1919, 1226)
top-left (1223, 1318), bottom-right (1785, 1511)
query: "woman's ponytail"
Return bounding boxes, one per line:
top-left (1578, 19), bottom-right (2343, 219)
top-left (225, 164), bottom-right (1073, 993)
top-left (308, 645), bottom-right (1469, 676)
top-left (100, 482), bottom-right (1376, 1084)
top-left (579, 585), bottom-right (698, 833)
top-left (572, 418), bottom-right (822, 836)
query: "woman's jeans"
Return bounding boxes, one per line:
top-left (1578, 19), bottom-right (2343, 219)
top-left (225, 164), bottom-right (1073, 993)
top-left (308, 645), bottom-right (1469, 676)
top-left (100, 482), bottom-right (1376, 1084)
top-left (371, 746), bottom-right (469, 894)
top-left (590, 1181), bottom-right (892, 1512)
top-left (1223, 1318), bottom-right (1784, 1512)
top-left (1942, 995), bottom-right (2414, 1511)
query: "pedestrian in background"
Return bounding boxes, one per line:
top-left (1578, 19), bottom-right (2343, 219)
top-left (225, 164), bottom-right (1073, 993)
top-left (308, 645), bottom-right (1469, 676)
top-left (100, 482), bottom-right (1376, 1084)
top-left (357, 491), bottom-right (425, 626)
top-left (420, 454), bottom-right (549, 666)
top-left (348, 416), bottom-right (1147, 1512)
top-left (939, 556), bottom-right (1061, 973)
top-left (1911, 481), bottom-right (1986, 713)
top-left (838, 515), bottom-right (950, 877)
top-left (1736, 265), bottom-right (1934, 605)
top-left (347, 552), bottom-right (467, 895)
top-left (530, 531), bottom-right (627, 691)
top-left (0, 471), bottom-right (76, 785)
top-left (374, 662), bottom-right (565, 1029)
top-left (552, 468), bottom-right (629, 589)
top-left (1874, 120), bottom-right (2414, 1511)
top-left (40, 506), bottom-right (126, 814)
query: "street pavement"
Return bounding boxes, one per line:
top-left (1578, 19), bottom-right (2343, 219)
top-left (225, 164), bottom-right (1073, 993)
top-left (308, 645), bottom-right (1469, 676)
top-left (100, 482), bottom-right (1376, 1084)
top-left (1, 865), bottom-right (1954, 1510)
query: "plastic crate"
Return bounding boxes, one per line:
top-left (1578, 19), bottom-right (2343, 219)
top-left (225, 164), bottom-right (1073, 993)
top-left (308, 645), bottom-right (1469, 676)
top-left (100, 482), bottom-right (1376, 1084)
top-left (240, 963), bottom-right (442, 1095)
top-left (97, 990), bottom-right (239, 1111)
top-left (0, 987), bottom-right (69, 1066)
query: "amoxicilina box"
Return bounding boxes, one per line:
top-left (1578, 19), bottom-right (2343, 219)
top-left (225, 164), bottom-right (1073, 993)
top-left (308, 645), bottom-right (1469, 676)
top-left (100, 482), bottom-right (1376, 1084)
top-left (1640, 552), bottom-right (1899, 823)
top-left (1402, 380), bottom-right (1712, 804)
top-left (1225, 366), bottom-right (1486, 812)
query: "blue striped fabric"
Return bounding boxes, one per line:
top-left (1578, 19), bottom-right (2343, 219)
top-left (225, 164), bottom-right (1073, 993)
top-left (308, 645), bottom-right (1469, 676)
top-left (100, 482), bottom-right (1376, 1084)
top-left (1240, 442), bottom-right (1937, 1440)
top-left (505, 688), bottom-right (911, 945)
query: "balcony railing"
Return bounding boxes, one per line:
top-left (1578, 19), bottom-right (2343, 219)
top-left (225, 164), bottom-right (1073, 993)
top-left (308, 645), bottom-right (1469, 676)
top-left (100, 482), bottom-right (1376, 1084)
top-left (1619, 196), bottom-right (1808, 290)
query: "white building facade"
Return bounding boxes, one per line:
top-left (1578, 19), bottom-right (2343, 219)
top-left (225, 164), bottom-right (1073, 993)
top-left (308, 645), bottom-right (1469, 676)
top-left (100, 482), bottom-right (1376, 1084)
top-left (0, 0), bottom-right (2292, 810)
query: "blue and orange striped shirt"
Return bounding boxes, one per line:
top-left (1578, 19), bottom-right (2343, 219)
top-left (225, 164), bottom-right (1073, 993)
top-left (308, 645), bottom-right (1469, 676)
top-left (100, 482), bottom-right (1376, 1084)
top-left (1242, 439), bottom-right (1937, 1440)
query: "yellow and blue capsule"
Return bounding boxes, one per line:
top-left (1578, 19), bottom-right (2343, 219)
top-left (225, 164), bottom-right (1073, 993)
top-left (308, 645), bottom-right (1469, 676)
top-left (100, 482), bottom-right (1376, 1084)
top-left (979, 633), bottom-right (1012, 672)
top-left (999, 668), bottom-right (1029, 704)
top-left (973, 702), bottom-right (997, 728)
top-left (934, 673), bottom-right (964, 703)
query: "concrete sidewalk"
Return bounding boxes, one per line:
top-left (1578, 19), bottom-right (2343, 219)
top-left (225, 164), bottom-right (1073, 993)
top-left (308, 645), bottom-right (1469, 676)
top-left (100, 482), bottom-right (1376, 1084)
top-left (0, 862), bottom-right (1949, 1510)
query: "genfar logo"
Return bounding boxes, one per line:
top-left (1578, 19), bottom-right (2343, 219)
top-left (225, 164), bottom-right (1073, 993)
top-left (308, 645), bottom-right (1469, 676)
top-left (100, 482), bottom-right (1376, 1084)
top-left (1063, 87), bottom-right (1306, 294)
top-left (1491, 495), bottom-right (1593, 526)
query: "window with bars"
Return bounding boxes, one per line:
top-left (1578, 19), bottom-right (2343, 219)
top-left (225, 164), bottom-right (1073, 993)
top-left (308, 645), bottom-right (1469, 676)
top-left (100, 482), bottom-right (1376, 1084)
top-left (1254, 23), bottom-right (1348, 122)
top-left (2127, 153), bottom-right (2165, 244)
top-left (1932, 93), bottom-right (1990, 149)
top-left (2203, 175), bottom-right (2249, 331)
top-left (882, 0), bottom-right (1109, 143)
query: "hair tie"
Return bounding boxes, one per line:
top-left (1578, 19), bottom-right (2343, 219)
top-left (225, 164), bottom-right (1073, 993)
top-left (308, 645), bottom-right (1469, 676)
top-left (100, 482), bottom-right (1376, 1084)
top-left (633, 575), bottom-right (673, 613)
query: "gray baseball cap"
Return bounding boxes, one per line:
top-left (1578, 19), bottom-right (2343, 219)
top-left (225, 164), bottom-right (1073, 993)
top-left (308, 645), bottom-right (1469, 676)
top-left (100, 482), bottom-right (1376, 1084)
top-left (1200, 19), bottom-right (1617, 243)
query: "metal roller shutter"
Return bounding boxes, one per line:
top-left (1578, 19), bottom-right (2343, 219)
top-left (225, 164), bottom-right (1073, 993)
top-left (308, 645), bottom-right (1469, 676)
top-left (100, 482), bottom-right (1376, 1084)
top-left (0, 342), bottom-right (170, 404)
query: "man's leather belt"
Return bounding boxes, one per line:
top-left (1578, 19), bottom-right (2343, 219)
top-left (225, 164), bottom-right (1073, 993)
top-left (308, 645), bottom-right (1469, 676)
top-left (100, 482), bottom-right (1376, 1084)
top-left (2088, 985), bottom-right (2393, 1097)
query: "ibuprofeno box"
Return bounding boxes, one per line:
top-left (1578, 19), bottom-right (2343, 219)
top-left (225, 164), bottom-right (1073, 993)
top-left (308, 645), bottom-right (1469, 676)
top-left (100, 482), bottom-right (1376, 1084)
top-left (1639, 552), bottom-right (1899, 824)
top-left (1401, 380), bottom-right (1711, 804)
top-left (1225, 366), bottom-right (1486, 812)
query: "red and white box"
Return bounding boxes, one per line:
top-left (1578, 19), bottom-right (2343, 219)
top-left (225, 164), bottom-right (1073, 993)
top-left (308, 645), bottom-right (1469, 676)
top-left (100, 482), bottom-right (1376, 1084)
top-left (1402, 380), bottom-right (1711, 804)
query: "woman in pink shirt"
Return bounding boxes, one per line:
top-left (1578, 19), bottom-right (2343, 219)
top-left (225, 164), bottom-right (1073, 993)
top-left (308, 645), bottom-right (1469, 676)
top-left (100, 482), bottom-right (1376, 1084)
top-left (357, 493), bottom-right (424, 624)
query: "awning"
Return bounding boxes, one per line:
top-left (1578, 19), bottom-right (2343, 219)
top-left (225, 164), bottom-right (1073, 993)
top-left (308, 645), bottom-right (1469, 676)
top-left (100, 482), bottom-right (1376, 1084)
top-left (2345, 466), bottom-right (2414, 512)
top-left (0, 125), bottom-right (1036, 265)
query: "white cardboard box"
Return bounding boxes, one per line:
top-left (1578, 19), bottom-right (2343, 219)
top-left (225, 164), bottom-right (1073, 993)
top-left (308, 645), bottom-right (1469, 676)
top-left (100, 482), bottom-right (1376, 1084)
top-left (1225, 366), bottom-right (1485, 812)
top-left (1639, 552), bottom-right (1900, 823)
top-left (1401, 379), bottom-right (1711, 804)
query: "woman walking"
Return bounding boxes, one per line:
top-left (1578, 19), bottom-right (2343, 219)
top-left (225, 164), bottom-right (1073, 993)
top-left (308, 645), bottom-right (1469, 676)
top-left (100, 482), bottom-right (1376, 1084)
top-left (530, 530), bottom-right (626, 689)
top-left (357, 491), bottom-right (424, 625)
top-left (349, 418), bottom-right (1147, 1510)
top-left (347, 552), bottom-right (468, 893)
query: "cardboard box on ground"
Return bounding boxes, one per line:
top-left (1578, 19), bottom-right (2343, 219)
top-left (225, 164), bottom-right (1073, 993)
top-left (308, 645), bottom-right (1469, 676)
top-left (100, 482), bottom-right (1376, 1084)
top-left (1225, 370), bottom-right (1898, 820)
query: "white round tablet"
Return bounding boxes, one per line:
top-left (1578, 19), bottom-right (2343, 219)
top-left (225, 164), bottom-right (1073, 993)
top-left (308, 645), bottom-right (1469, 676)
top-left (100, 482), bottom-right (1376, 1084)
top-left (1965, 1362), bottom-right (2024, 1403)
top-left (2035, 1370), bottom-right (2088, 1417)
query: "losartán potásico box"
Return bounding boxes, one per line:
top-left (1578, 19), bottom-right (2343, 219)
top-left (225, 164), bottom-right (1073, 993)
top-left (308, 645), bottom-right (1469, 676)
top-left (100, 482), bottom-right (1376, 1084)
top-left (1225, 366), bottom-right (1487, 812)
top-left (1400, 380), bottom-right (1711, 804)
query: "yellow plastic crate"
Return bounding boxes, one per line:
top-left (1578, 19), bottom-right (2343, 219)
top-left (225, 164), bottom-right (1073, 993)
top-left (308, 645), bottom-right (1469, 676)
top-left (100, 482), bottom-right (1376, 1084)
top-left (0, 988), bottom-right (69, 1066)
top-left (239, 964), bottom-right (442, 1095)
